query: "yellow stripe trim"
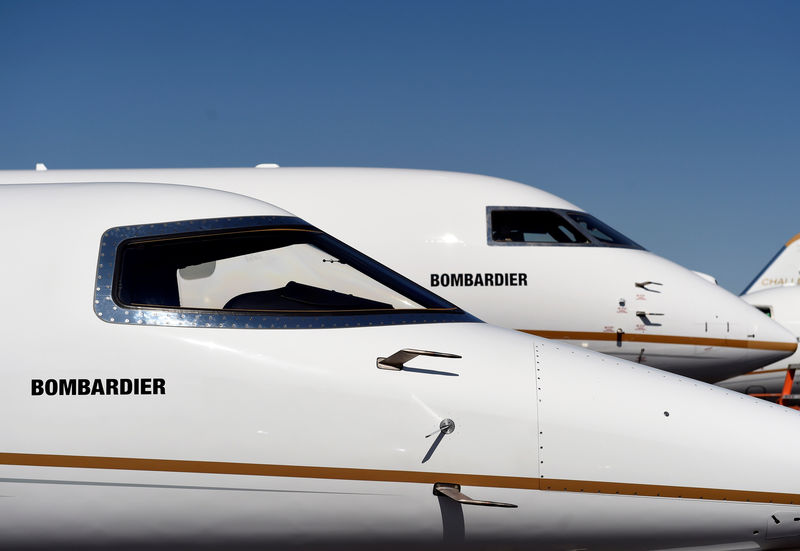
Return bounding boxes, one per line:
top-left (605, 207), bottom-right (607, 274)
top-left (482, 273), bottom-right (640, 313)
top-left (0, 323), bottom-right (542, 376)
top-left (519, 330), bottom-right (797, 352)
top-left (0, 452), bottom-right (799, 504)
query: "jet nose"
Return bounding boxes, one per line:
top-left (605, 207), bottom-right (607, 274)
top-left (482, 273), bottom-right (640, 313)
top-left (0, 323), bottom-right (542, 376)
top-left (675, 274), bottom-right (798, 382)
top-left (736, 298), bottom-right (798, 370)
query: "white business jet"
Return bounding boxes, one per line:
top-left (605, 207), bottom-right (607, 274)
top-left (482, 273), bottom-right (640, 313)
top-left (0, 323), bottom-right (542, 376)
top-left (2, 166), bottom-right (794, 383)
top-left (5, 182), bottom-right (800, 550)
top-left (719, 234), bottom-right (800, 396)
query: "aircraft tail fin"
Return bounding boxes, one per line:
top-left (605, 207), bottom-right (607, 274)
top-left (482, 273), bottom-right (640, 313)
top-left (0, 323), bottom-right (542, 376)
top-left (742, 233), bottom-right (800, 295)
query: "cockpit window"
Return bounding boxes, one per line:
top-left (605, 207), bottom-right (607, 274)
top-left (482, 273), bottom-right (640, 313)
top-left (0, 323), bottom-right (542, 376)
top-left (487, 207), bottom-right (645, 250)
top-left (565, 212), bottom-right (642, 248)
top-left (490, 210), bottom-right (589, 244)
top-left (754, 305), bottom-right (773, 318)
top-left (176, 243), bottom-right (419, 311)
top-left (97, 216), bottom-right (474, 329)
top-left (117, 229), bottom-right (425, 312)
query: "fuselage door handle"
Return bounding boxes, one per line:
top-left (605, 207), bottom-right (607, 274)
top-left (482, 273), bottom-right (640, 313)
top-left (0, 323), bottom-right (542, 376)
top-left (376, 349), bottom-right (461, 371)
top-left (433, 483), bottom-right (517, 508)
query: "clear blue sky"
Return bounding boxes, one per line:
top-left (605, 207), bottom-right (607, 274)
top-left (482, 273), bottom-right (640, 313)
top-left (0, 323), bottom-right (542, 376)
top-left (1, 0), bottom-right (798, 293)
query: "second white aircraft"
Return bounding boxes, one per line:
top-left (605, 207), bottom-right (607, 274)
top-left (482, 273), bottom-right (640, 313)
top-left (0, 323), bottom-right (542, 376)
top-left (1, 165), bottom-right (794, 383)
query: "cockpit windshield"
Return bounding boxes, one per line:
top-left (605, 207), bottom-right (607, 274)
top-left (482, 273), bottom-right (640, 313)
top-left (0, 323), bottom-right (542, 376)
top-left (564, 212), bottom-right (642, 248)
top-left (490, 209), bottom-right (589, 244)
top-left (176, 243), bottom-right (421, 311)
top-left (98, 216), bottom-right (473, 329)
top-left (487, 207), bottom-right (644, 250)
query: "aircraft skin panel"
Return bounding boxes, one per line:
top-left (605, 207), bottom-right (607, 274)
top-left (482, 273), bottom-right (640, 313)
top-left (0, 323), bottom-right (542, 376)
top-left (0, 167), bottom-right (793, 381)
top-left (0, 472), bottom-right (447, 544)
top-left (3, 323), bottom-right (538, 474)
top-left (534, 339), bottom-right (800, 493)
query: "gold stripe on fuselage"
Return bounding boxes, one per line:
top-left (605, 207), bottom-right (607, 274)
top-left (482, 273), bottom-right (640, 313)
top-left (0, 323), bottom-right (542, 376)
top-left (0, 452), bottom-right (797, 505)
top-left (519, 330), bottom-right (797, 352)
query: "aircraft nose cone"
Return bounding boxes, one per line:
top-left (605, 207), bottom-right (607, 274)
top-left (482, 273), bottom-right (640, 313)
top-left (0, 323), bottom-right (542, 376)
top-left (697, 298), bottom-right (797, 384)
top-left (685, 284), bottom-right (799, 382)
top-left (741, 301), bottom-right (798, 363)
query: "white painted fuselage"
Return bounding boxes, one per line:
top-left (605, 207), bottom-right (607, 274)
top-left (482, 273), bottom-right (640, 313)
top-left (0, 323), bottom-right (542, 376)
top-left (3, 183), bottom-right (800, 549)
top-left (0, 167), bottom-right (794, 382)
